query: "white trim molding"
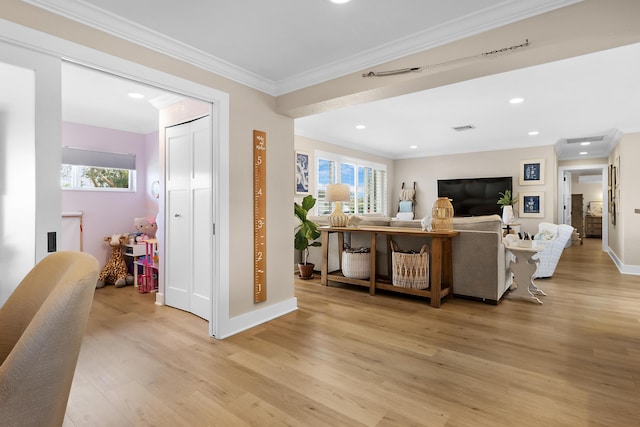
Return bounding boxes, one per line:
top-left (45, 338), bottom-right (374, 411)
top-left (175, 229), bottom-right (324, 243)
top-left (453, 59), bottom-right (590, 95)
top-left (608, 249), bottom-right (640, 276)
top-left (216, 298), bottom-right (298, 340)
top-left (23, 0), bottom-right (582, 96)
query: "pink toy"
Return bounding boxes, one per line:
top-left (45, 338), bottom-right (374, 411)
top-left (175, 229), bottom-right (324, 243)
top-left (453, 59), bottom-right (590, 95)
top-left (134, 216), bottom-right (158, 238)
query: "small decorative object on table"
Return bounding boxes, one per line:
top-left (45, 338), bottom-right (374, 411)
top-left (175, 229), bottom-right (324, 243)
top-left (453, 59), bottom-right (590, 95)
top-left (325, 183), bottom-right (351, 227)
top-left (347, 214), bottom-right (362, 227)
top-left (420, 216), bottom-right (432, 231)
top-left (390, 240), bottom-right (429, 289)
top-left (497, 189), bottom-right (517, 224)
top-left (431, 197), bottom-right (454, 231)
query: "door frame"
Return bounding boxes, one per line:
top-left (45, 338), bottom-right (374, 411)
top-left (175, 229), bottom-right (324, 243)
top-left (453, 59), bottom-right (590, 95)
top-left (557, 164), bottom-right (608, 252)
top-left (0, 20), bottom-right (230, 338)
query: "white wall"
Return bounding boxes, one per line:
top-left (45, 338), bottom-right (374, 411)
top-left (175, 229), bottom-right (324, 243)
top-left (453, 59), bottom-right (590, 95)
top-left (60, 122), bottom-right (151, 267)
top-left (144, 130), bottom-right (160, 217)
top-left (0, 40), bottom-right (61, 306)
top-left (0, 60), bottom-right (35, 306)
top-left (394, 145), bottom-right (557, 235)
top-left (609, 133), bottom-right (640, 269)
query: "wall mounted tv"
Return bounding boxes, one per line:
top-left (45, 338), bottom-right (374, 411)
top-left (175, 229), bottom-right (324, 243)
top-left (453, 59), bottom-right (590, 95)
top-left (437, 177), bottom-right (512, 217)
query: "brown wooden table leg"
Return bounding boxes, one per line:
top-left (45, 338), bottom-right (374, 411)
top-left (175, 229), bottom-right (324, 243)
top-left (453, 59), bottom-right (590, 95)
top-left (337, 232), bottom-right (344, 270)
top-left (386, 234), bottom-right (392, 279)
top-left (369, 232), bottom-right (376, 295)
top-left (442, 237), bottom-right (453, 299)
top-left (321, 230), bottom-right (329, 286)
top-left (430, 237), bottom-right (443, 308)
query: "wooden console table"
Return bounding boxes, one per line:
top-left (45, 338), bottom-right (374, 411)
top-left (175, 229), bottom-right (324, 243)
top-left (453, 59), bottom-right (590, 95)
top-left (319, 226), bottom-right (459, 308)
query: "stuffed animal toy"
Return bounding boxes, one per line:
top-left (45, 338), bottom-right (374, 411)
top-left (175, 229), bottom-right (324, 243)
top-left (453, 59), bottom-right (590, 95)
top-left (134, 216), bottom-right (158, 238)
top-left (96, 234), bottom-right (133, 288)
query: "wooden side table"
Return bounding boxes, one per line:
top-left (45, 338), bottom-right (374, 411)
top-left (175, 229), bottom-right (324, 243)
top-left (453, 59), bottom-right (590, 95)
top-left (505, 243), bottom-right (545, 304)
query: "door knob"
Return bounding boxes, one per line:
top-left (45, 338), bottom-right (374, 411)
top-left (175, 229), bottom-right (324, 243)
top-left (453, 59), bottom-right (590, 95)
top-left (174, 214), bottom-right (181, 218)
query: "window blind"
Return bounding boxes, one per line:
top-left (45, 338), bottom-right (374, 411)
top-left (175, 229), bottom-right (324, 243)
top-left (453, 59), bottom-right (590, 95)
top-left (61, 147), bottom-right (136, 170)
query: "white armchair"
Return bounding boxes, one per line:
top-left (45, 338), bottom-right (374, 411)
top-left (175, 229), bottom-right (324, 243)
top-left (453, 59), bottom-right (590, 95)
top-left (532, 222), bottom-right (574, 278)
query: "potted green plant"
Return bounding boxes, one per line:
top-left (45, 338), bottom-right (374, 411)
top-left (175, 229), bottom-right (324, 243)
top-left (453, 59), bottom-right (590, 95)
top-left (497, 189), bottom-right (517, 224)
top-left (294, 194), bottom-right (321, 279)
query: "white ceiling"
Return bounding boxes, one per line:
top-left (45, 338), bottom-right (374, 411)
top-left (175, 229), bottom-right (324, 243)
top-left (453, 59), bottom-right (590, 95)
top-left (45, 0), bottom-right (640, 160)
top-left (296, 42), bottom-right (640, 159)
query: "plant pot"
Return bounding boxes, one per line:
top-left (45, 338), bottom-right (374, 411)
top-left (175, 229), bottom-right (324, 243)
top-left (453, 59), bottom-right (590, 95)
top-left (502, 205), bottom-right (515, 224)
top-left (297, 263), bottom-right (315, 280)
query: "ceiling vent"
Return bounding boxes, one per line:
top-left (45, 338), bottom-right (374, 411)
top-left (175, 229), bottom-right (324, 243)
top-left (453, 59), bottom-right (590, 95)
top-left (566, 135), bottom-right (605, 144)
top-left (452, 125), bottom-right (475, 132)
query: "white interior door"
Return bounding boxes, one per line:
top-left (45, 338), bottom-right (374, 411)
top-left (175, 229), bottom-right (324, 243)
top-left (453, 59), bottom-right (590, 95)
top-left (165, 116), bottom-right (212, 320)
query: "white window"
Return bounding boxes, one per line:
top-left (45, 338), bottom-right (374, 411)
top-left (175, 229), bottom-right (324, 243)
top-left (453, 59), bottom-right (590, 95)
top-left (315, 150), bottom-right (387, 216)
top-left (60, 147), bottom-right (136, 191)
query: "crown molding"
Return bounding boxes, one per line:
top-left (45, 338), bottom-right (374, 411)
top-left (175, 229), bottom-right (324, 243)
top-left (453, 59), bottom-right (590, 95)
top-left (277, 0), bottom-right (583, 94)
top-left (22, 0), bottom-right (277, 94)
top-left (24, 0), bottom-right (582, 96)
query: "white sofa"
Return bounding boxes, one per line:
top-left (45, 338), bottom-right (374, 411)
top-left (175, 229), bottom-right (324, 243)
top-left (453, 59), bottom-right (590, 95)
top-left (532, 222), bottom-right (574, 278)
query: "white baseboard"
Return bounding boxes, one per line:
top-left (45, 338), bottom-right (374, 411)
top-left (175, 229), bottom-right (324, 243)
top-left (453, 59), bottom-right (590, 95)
top-left (155, 292), bottom-right (165, 306)
top-left (608, 249), bottom-right (640, 275)
top-left (214, 297), bottom-right (298, 339)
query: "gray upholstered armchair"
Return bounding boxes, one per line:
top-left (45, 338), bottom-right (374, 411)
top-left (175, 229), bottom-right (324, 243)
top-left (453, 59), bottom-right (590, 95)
top-left (0, 251), bottom-right (99, 427)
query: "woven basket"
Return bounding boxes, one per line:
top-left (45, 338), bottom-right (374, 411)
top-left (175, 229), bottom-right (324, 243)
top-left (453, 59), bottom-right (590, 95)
top-left (342, 251), bottom-right (370, 279)
top-left (391, 242), bottom-right (429, 289)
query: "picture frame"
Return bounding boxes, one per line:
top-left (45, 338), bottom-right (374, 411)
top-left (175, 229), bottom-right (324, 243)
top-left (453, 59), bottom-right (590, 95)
top-left (614, 155), bottom-right (621, 189)
top-left (608, 163), bottom-right (613, 188)
top-left (295, 151), bottom-right (310, 194)
top-left (519, 158), bottom-right (545, 185)
top-left (519, 192), bottom-right (544, 218)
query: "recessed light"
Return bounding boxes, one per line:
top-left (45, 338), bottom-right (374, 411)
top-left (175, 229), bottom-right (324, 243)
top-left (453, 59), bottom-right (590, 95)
top-left (330, 0), bottom-right (351, 3)
top-left (355, 124), bottom-right (366, 130)
top-left (409, 145), bottom-right (418, 149)
top-left (128, 92), bottom-right (144, 99)
top-left (580, 142), bottom-right (591, 146)
top-left (509, 97), bottom-right (524, 104)
top-left (528, 131), bottom-right (539, 136)
top-left (579, 151), bottom-right (588, 155)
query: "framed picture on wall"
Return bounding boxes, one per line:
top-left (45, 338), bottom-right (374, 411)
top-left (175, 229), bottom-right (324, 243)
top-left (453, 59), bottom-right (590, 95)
top-left (519, 158), bottom-right (545, 185)
top-left (295, 151), bottom-right (310, 194)
top-left (519, 192), bottom-right (544, 218)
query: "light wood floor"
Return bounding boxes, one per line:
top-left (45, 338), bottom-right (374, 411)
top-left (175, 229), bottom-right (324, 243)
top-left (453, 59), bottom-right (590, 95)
top-left (63, 238), bottom-right (640, 427)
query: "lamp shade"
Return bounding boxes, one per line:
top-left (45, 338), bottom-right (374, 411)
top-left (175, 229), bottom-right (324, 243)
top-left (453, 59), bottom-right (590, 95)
top-left (325, 183), bottom-right (351, 202)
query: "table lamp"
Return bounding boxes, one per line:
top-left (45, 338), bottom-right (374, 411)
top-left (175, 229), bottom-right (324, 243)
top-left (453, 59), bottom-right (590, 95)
top-left (325, 183), bottom-right (351, 227)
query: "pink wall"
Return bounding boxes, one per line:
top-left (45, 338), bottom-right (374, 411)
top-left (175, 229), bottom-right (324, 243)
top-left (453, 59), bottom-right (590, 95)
top-left (61, 122), bottom-right (159, 267)
top-left (145, 131), bottom-right (160, 216)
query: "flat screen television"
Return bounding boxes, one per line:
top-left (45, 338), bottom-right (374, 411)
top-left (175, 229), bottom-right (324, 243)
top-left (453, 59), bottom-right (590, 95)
top-left (437, 176), bottom-right (512, 217)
